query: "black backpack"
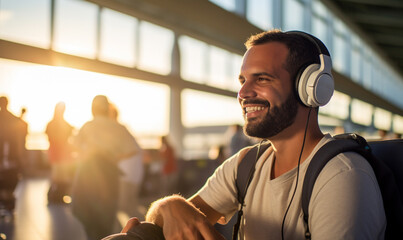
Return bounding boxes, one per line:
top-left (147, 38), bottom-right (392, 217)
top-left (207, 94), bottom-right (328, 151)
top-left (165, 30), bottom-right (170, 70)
top-left (235, 133), bottom-right (403, 239)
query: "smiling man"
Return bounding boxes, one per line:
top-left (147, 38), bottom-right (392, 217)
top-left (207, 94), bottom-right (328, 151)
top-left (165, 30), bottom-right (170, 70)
top-left (120, 29), bottom-right (385, 240)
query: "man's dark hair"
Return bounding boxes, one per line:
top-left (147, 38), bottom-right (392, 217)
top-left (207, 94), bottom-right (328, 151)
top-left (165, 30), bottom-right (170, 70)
top-left (244, 29), bottom-right (320, 84)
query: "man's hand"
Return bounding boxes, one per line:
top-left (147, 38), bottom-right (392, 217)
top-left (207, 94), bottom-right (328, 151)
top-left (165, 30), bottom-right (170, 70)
top-left (145, 195), bottom-right (225, 240)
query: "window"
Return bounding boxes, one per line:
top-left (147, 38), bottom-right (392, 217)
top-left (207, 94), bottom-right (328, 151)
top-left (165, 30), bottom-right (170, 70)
top-left (283, 0), bottom-right (305, 31)
top-left (0, 0), bottom-right (51, 48)
top-left (332, 19), bottom-right (348, 73)
top-left (209, 0), bottom-right (236, 12)
top-left (179, 36), bottom-right (208, 84)
top-left (53, 0), bottom-right (98, 58)
top-left (374, 107), bottom-right (392, 131)
top-left (0, 58), bottom-right (169, 149)
top-left (320, 90), bottom-right (350, 120)
top-left (181, 89), bottom-right (242, 127)
top-left (247, 0), bottom-right (273, 30)
top-left (228, 54), bottom-right (243, 91)
top-left (138, 21), bottom-right (174, 75)
top-left (99, 8), bottom-right (138, 67)
top-left (351, 99), bottom-right (373, 126)
top-left (207, 46), bottom-right (232, 89)
top-left (311, 0), bottom-right (329, 47)
top-left (362, 47), bottom-right (373, 90)
top-left (393, 115), bottom-right (403, 134)
top-left (351, 35), bottom-right (362, 83)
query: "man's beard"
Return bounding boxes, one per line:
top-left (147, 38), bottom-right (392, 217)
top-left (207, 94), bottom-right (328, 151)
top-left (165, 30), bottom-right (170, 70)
top-left (244, 93), bottom-right (298, 139)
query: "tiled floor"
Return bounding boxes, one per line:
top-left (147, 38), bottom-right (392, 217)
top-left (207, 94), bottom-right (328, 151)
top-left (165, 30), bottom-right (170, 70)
top-left (0, 178), bottom-right (87, 240)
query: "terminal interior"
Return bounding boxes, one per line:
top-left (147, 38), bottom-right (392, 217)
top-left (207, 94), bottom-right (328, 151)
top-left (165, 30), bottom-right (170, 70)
top-left (0, 0), bottom-right (402, 239)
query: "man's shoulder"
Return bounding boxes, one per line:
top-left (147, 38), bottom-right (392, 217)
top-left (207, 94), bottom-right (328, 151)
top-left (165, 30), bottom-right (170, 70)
top-left (315, 134), bottom-right (371, 170)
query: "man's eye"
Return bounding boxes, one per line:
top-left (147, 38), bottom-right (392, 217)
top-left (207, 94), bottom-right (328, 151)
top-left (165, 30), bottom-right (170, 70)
top-left (257, 77), bottom-right (270, 82)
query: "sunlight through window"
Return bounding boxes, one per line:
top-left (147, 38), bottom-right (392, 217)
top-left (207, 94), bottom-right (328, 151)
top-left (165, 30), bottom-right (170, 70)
top-left (0, 59), bottom-right (169, 150)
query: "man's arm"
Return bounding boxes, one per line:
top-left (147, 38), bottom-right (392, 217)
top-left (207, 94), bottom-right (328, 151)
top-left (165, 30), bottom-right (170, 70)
top-left (124, 194), bottom-right (225, 240)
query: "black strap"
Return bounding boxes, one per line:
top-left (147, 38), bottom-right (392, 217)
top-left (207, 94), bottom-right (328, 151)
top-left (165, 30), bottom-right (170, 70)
top-left (233, 142), bottom-right (270, 240)
top-left (302, 133), bottom-right (368, 239)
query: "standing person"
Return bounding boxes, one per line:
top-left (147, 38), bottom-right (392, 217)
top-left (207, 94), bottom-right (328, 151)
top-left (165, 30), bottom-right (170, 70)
top-left (45, 102), bottom-right (74, 204)
top-left (0, 96), bottom-right (27, 212)
top-left (71, 95), bottom-right (140, 240)
top-left (229, 124), bottom-right (252, 156)
top-left (159, 136), bottom-right (178, 196)
top-left (121, 30), bottom-right (385, 239)
top-left (110, 103), bottom-right (145, 221)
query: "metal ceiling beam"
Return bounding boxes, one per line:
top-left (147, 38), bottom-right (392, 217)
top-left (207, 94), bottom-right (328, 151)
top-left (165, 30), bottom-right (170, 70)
top-left (371, 33), bottom-right (403, 46)
top-left (335, 0), bottom-right (403, 8)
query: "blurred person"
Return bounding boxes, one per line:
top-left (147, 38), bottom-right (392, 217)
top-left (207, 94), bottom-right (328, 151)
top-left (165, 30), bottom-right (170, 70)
top-left (71, 95), bottom-right (140, 240)
top-left (18, 107), bottom-right (28, 157)
top-left (208, 145), bottom-right (226, 167)
top-left (229, 124), bottom-right (252, 156)
top-left (333, 125), bottom-right (345, 135)
top-left (45, 102), bottom-right (74, 204)
top-left (0, 96), bottom-right (27, 212)
top-left (109, 103), bottom-right (145, 221)
top-left (159, 136), bottom-right (177, 196)
top-left (118, 30), bottom-right (385, 240)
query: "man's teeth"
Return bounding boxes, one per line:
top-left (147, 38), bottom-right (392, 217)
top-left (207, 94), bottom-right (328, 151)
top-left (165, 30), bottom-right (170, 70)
top-left (245, 106), bottom-right (265, 113)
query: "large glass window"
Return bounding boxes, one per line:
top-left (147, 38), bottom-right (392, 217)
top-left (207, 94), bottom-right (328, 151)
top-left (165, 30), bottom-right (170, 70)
top-left (247, 0), bottom-right (273, 30)
top-left (320, 90), bottom-right (350, 120)
top-left (53, 0), bottom-right (98, 58)
top-left (207, 46), bottom-right (232, 89)
top-left (138, 21), bottom-right (174, 75)
top-left (180, 35), bottom-right (242, 92)
top-left (351, 35), bottom-right (362, 83)
top-left (362, 47), bottom-right (373, 90)
top-left (311, 0), bottom-right (329, 47)
top-left (374, 107), bottom-right (392, 131)
top-left (0, 0), bottom-right (51, 48)
top-left (283, 0), bottom-right (305, 31)
top-left (0, 58), bottom-right (169, 150)
top-left (209, 0), bottom-right (236, 12)
top-left (332, 19), bottom-right (348, 73)
top-left (179, 36), bottom-right (208, 84)
top-left (228, 54), bottom-right (243, 91)
top-left (351, 99), bottom-right (373, 126)
top-left (393, 115), bottom-right (403, 134)
top-left (181, 89), bottom-right (242, 127)
top-left (99, 8), bottom-right (138, 67)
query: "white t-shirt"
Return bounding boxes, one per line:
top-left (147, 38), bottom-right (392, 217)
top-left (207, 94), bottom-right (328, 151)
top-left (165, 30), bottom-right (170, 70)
top-left (197, 134), bottom-right (386, 239)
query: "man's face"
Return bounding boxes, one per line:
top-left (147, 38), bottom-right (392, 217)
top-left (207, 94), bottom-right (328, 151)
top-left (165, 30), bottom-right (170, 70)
top-left (238, 42), bottom-right (298, 139)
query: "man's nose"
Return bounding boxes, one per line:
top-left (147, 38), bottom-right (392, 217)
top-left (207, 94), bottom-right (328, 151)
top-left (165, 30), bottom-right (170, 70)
top-left (238, 80), bottom-right (257, 100)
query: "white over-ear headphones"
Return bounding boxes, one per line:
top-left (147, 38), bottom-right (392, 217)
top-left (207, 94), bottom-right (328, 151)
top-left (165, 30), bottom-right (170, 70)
top-left (286, 31), bottom-right (334, 107)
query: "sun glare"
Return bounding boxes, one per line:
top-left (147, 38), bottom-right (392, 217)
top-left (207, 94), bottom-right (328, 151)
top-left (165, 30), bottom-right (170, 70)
top-left (0, 59), bottom-right (169, 150)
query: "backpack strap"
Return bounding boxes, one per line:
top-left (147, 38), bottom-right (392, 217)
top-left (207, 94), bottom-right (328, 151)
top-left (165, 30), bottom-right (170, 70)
top-left (236, 142), bottom-right (270, 203)
top-left (233, 142), bottom-right (270, 240)
top-left (302, 133), bottom-right (367, 239)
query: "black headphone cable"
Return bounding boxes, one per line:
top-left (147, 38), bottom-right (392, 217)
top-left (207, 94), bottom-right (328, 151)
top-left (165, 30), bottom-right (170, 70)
top-left (281, 107), bottom-right (313, 240)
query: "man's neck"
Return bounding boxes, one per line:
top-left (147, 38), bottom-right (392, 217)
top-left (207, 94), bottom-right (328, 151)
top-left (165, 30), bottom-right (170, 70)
top-left (269, 113), bottom-right (324, 179)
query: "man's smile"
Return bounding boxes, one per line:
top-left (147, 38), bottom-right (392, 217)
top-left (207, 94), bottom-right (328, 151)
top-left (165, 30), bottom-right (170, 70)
top-left (241, 99), bottom-right (270, 119)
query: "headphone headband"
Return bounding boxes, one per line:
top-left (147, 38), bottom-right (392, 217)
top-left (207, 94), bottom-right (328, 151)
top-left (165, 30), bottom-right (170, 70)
top-left (285, 31), bottom-right (330, 57)
top-left (285, 30), bottom-right (334, 107)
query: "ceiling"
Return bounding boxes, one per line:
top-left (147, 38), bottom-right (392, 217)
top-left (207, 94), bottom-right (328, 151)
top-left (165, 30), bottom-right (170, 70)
top-left (324, 0), bottom-right (403, 77)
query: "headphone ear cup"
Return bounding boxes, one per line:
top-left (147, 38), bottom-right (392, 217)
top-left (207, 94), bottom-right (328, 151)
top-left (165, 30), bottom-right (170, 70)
top-left (296, 63), bottom-right (320, 107)
top-left (309, 72), bottom-right (334, 107)
top-left (296, 63), bottom-right (334, 107)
